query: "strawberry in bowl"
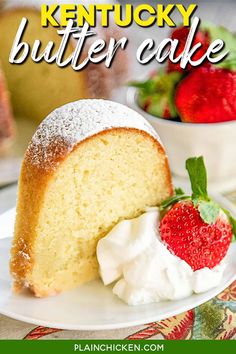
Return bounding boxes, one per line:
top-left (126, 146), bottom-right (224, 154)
top-left (175, 65), bottom-right (236, 123)
top-left (131, 70), bottom-right (182, 120)
top-left (167, 26), bottom-right (210, 73)
top-left (127, 23), bottom-right (236, 189)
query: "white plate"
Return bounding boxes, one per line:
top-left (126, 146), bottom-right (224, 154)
top-left (0, 195), bottom-right (236, 331)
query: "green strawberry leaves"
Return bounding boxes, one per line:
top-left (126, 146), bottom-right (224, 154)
top-left (160, 156), bottom-right (236, 241)
top-left (185, 157), bottom-right (208, 201)
top-left (198, 200), bottom-right (220, 224)
top-left (175, 187), bottom-right (185, 195)
top-left (160, 188), bottom-right (189, 211)
top-left (185, 157), bottom-right (220, 224)
top-left (130, 79), bottom-right (156, 93)
top-left (129, 71), bottom-right (182, 118)
top-left (203, 24), bottom-right (236, 70)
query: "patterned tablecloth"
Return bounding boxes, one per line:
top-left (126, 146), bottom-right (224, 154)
top-left (0, 187), bottom-right (236, 340)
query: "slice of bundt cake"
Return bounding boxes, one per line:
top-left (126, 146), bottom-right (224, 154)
top-left (10, 99), bottom-right (173, 297)
top-left (0, 62), bottom-right (14, 153)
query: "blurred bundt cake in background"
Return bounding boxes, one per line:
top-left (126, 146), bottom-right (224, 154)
top-left (0, 62), bottom-right (14, 154)
top-left (0, 1), bottom-right (128, 122)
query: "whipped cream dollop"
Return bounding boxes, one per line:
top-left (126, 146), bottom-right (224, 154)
top-left (97, 209), bottom-right (225, 305)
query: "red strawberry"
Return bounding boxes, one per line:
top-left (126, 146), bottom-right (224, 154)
top-left (168, 26), bottom-right (209, 73)
top-left (159, 157), bottom-right (235, 271)
top-left (160, 201), bottom-right (232, 271)
top-left (175, 66), bottom-right (236, 123)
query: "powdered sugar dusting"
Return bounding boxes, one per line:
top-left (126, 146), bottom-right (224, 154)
top-left (27, 99), bottom-right (161, 170)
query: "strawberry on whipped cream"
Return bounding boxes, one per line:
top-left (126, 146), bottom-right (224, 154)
top-left (97, 157), bottom-right (235, 306)
top-left (96, 208), bottom-right (225, 306)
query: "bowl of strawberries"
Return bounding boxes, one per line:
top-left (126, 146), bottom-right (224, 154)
top-left (127, 24), bottom-right (236, 191)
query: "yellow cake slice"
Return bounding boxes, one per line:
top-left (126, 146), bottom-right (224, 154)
top-left (10, 99), bottom-right (173, 297)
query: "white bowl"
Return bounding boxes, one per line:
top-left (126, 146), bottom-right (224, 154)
top-left (127, 87), bottom-right (236, 192)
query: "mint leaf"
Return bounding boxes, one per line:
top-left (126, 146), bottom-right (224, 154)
top-left (198, 201), bottom-right (220, 224)
top-left (186, 157), bottom-right (208, 200)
